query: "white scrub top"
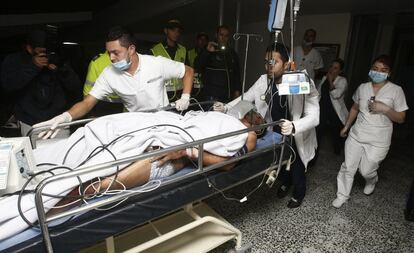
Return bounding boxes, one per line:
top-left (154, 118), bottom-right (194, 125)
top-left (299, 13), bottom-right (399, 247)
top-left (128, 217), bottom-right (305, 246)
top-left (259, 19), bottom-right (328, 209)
top-left (293, 46), bottom-right (324, 81)
top-left (90, 54), bottom-right (185, 111)
top-left (350, 81), bottom-right (408, 147)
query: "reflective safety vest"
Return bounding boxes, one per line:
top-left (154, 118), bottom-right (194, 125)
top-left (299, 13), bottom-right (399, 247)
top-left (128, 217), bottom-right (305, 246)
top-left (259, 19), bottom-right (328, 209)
top-left (151, 43), bottom-right (186, 93)
top-left (187, 48), bottom-right (202, 89)
top-left (83, 52), bottom-right (122, 102)
top-left (187, 48), bottom-right (197, 68)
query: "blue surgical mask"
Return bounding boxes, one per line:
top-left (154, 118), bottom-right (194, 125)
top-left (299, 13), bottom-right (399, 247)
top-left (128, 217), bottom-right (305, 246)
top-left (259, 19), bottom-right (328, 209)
top-left (112, 57), bottom-right (131, 71)
top-left (302, 40), bottom-right (313, 47)
top-left (368, 70), bottom-right (388, 84)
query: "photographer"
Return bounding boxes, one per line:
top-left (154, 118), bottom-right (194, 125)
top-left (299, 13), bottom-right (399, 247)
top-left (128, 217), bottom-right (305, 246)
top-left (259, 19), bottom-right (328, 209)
top-left (195, 25), bottom-right (241, 103)
top-left (0, 29), bottom-right (81, 136)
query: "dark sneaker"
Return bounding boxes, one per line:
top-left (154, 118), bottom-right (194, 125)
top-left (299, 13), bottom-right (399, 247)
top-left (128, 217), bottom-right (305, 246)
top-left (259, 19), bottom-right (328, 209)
top-left (277, 185), bottom-right (289, 199)
top-left (287, 198), bottom-right (302, 208)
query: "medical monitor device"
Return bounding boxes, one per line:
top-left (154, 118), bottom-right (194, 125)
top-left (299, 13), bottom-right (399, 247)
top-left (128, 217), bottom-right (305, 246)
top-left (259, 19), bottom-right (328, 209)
top-left (268, 0), bottom-right (288, 32)
top-left (278, 72), bottom-right (310, 95)
top-left (0, 137), bottom-right (37, 196)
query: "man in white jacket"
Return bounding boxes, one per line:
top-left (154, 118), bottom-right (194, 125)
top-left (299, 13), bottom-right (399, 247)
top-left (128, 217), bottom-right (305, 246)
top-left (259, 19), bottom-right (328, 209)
top-left (217, 43), bottom-right (319, 208)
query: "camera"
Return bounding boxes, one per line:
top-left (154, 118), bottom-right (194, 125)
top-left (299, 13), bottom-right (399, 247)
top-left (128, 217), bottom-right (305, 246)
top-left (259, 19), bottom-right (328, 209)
top-left (215, 44), bottom-right (226, 51)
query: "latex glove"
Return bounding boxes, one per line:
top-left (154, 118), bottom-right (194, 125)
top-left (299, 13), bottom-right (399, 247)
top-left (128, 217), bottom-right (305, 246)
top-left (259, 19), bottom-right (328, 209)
top-left (175, 93), bottom-right (190, 111)
top-left (280, 119), bottom-right (294, 136)
top-left (368, 100), bottom-right (390, 114)
top-left (213, 101), bottom-right (227, 113)
top-left (32, 112), bottom-right (72, 139)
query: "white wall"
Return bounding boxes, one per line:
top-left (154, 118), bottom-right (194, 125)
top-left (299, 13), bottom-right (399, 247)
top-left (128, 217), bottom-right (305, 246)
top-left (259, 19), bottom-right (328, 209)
top-left (295, 13), bottom-right (351, 59)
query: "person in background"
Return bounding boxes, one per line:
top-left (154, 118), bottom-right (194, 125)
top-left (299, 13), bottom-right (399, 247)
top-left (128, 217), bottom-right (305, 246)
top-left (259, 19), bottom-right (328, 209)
top-left (316, 58), bottom-right (348, 155)
top-left (151, 19), bottom-right (187, 101)
top-left (332, 55), bottom-right (408, 208)
top-left (187, 32), bottom-right (209, 100)
top-left (0, 29), bottom-right (81, 136)
top-left (196, 25), bottom-right (241, 103)
top-left (216, 43), bottom-right (320, 208)
top-left (293, 28), bottom-right (324, 81)
top-left (34, 26), bottom-right (193, 139)
top-left (83, 52), bottom-right (124, 116)
top-left (187, 32), bottom-right (209, 68)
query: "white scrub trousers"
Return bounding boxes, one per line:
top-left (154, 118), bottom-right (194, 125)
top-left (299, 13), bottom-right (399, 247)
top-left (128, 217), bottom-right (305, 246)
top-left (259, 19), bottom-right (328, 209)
top-left (336, 135), bottom-right (389, 200)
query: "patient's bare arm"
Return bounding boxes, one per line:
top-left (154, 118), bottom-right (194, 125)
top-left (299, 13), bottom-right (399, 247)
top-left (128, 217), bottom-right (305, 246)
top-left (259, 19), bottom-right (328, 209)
top-left (188, 131), bottom-right (257, 171)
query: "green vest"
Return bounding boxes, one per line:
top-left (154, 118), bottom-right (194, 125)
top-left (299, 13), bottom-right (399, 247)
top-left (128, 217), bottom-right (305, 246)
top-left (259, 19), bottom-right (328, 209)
top-left (187, 48), bottom-right (197, 68)
top-left (151, 43), bottom-right (186, 92)
top-left (187, 48), bottom-right (203, 90)
top-left (83, 52), bottom-right (121, 102)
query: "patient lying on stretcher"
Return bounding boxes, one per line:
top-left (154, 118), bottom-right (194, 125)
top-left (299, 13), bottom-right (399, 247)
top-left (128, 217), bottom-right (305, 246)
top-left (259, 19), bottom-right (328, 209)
top-left (53, 108), bottom-right (260, 211)
top-left (0, 105), bottom-right (267, 241)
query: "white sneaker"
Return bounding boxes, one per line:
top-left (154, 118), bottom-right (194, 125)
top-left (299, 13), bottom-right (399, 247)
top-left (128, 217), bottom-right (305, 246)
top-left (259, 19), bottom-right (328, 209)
top-left (364, 176), bottom-right (378, 195)
top-left (363, 182), bottom-right (377, 195)
top-left (332, 198), bottom-right (347, 208)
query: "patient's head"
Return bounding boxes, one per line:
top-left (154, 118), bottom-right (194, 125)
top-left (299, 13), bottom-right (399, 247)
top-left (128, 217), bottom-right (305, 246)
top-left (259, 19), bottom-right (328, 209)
top-left (227, 101), bottom-right (266, 137)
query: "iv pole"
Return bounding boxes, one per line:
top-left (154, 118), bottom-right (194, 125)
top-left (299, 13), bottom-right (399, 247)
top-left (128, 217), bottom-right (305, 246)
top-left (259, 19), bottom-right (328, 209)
top-left (233, 33), bottom-right (263, 100)
top-left (271, 0), bottom-right (300, 185)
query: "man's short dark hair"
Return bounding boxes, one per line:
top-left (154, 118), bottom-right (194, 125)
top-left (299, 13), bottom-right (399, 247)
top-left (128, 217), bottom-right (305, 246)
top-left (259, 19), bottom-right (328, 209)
top-left (305, 28), bottom-right (317, 36)
top-left (216, 25), bottom-right (230, 34)
top-left (196, 32), bottom-right (209, 41)
top-left (266, 43), bottom-right (290, 63)
top-left (106, 26), bottom-right (136, 48)
top-left (333, 58), bottom-right (345, 70)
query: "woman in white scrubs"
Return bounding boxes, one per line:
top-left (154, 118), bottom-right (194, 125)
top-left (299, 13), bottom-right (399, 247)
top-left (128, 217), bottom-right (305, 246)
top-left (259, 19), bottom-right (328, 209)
top-left (332, 55), bottom-right (408, 208)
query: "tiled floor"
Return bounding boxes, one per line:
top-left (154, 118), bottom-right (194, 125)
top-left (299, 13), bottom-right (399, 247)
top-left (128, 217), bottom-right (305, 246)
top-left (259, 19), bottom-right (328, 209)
top-left (207, 133), bottom-right (414, 253)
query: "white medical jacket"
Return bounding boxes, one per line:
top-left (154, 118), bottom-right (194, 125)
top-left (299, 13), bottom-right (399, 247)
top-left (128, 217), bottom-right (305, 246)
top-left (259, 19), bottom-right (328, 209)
top-left (293, 46), bottom-right (324, 81)
top-left (228, 74), bottom-right (320, 167)
top-left (317, 75), bottom-right (349, 125)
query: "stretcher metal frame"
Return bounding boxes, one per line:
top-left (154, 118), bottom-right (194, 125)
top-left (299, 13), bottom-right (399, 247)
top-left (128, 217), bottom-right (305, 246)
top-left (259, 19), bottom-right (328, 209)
top-left (10, 106), bottom-right (289, 253)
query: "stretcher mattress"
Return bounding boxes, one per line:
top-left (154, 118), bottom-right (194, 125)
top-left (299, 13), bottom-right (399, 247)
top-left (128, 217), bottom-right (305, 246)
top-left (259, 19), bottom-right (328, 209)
top-left (0, 131), bottom-right (283, 253)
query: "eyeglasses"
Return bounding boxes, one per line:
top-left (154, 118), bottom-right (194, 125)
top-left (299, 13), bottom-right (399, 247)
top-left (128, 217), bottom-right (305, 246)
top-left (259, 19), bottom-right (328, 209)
top-left (264, 59), bottom-right (275, 65)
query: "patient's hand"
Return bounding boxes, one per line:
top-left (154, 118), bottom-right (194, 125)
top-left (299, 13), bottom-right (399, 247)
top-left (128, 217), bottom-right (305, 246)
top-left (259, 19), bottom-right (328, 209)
top-left (151, 150), bottom-right (187, 166)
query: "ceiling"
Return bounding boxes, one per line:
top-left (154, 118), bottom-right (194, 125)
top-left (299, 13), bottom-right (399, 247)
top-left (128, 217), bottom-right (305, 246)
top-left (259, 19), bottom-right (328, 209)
top-left (0, 0), bottom-right (118, 14)
top-left (1, 0), bottom-right (414, 41)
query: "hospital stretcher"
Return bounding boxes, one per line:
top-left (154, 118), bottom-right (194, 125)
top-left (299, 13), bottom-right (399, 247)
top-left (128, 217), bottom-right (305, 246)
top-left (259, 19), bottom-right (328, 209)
top-left (0, 110), bottom-right (291, 253)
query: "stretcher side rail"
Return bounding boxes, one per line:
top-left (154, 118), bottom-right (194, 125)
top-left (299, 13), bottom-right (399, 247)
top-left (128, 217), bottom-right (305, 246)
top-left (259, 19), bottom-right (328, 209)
top-left (33, 119), bottom-right (284, 253)
top-left (26, 101), bottom-right (215, 148)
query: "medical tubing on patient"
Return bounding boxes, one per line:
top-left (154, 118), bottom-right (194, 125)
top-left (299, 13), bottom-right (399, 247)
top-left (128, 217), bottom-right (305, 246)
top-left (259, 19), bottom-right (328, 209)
top-left (17, 166), bottom-right (83, 228)
top-left (14, 123), bottom-right (199, 227)
top-left (46, 124), bottom-right (198, 207)
top-left (16, 111), bottom-right (259, 227)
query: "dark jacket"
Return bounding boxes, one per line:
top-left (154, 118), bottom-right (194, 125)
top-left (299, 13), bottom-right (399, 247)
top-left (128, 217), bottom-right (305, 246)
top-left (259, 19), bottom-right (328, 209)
top-left (1, 51), bottom-right (81, 125)
top-left (195, 47), bottom-right (241, 102)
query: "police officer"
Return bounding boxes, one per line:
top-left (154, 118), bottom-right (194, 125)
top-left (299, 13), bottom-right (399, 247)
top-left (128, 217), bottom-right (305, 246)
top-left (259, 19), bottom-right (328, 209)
top-left (151, 19), bottom-right (187, 101)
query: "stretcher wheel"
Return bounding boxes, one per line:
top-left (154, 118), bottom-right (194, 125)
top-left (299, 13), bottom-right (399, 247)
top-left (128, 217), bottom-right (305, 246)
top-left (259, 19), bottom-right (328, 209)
top-left (227, 242), bottom-right (252, 253)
